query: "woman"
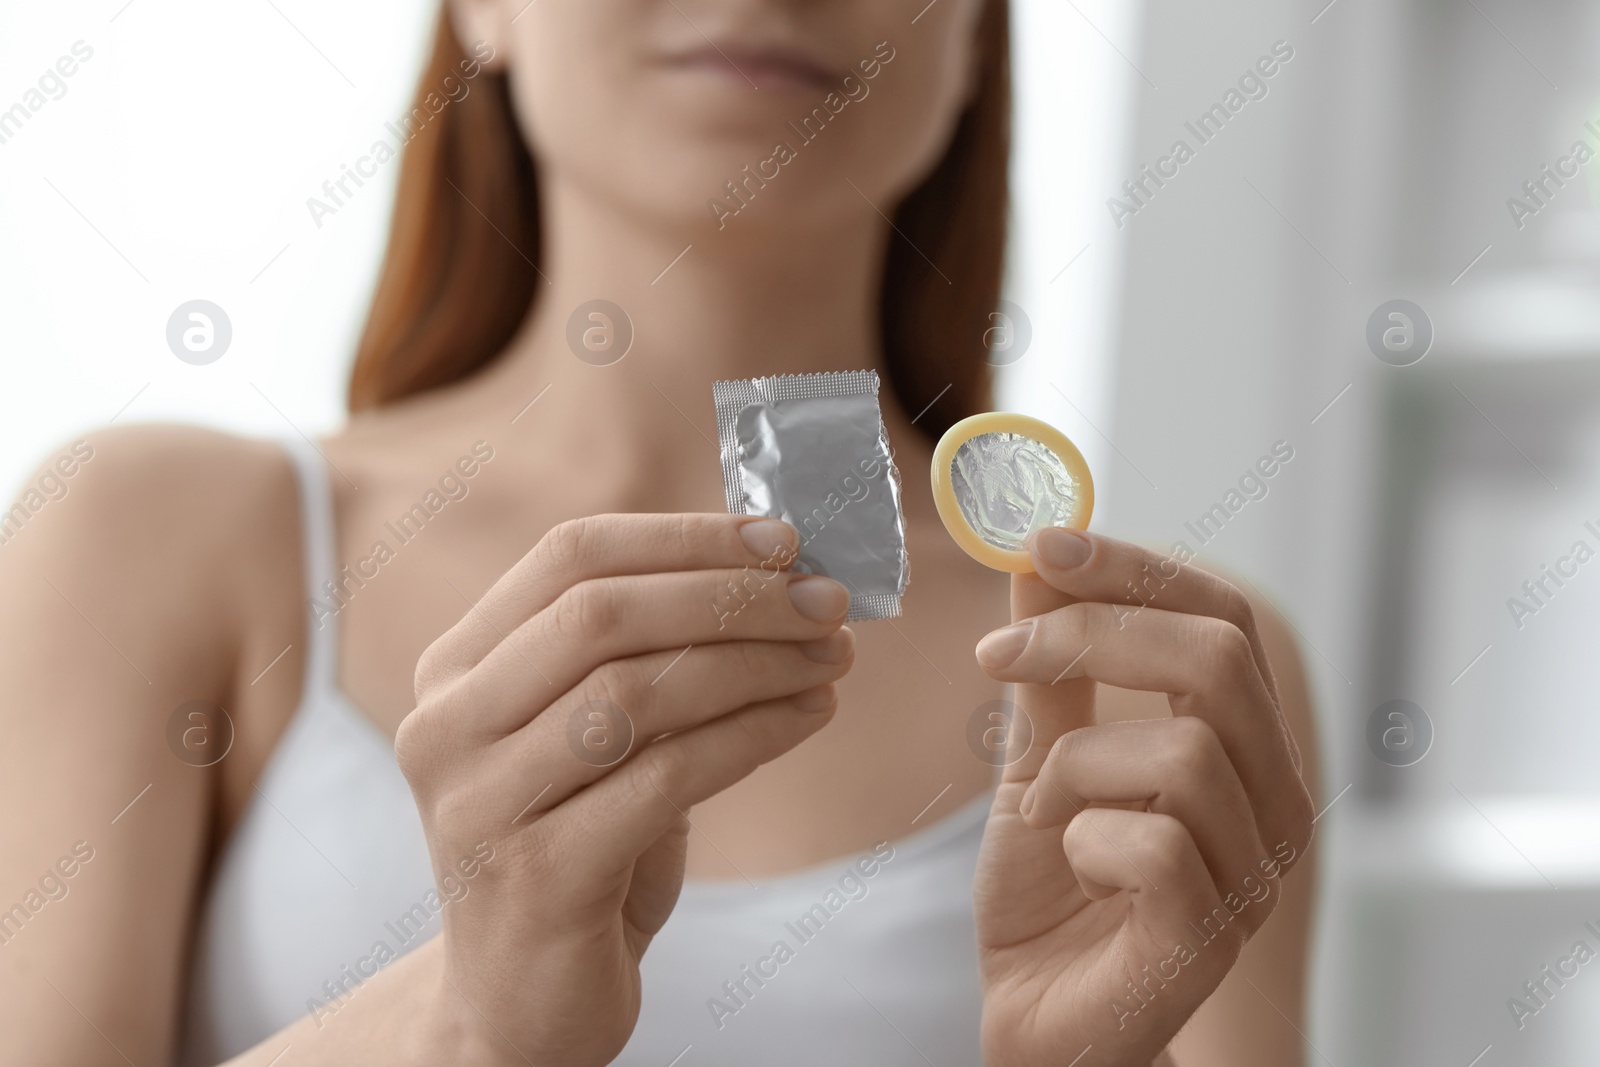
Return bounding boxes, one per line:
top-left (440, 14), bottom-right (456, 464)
top-left (0, 1), bottom-right (1318, 1064)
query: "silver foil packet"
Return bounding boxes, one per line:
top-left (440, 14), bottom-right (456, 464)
top-left (713, 370), bottom-right (908, 620)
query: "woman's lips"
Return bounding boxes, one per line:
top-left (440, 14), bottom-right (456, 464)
top-left (663, 46), bottom-right (841, 92)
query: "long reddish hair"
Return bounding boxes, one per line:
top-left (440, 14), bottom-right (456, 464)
top-left (348, 3), bottom-right (1011, 440)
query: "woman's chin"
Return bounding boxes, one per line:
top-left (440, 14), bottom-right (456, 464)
top-left (644, 72), bottom-right (844, 139)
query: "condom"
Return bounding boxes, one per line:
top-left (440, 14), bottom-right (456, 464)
top-left (714, 370), bottom-right (908, 620)
top-left (930, 412), bottom-right (1094, 573)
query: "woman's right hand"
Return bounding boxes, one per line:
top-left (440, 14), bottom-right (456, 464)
top-left (396, 513), bottom-right (853, 1067)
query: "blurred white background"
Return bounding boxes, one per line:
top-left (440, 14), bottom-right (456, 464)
top-left (1103, 2), bottom-right (1600, 1064)
top-left (0, 0), bottom-right (439, 456)
top-left (4, 0), bottom-right (1599, 1063)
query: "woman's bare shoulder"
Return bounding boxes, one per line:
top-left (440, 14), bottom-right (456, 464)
top-left (53, 421), bottom-right (293, 502)
top-left (1, 422), bottom-right (304, 681)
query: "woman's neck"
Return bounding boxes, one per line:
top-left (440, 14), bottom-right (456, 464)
top-left (483, 173), bottom-right (892, 396)
top-left (390, 174), bottom-right (939, 518)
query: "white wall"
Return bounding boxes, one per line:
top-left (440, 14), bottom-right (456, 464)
top-left (0, 0), bottom-right (438, 489)
top-left (998, 0), bottom-right (1142, 508)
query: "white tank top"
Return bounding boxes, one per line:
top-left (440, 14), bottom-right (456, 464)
top-left (177, 436), bottom-right (990, 1066)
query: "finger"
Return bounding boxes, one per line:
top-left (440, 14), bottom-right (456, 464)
top-left (979, 602), bottom-right (1308, 855)
top-left (448, 568), bottom-right (851, 734)
top-left (1027, 528), bottom-right (1278, 703)
top-left (548, 687), bottom-right (838, 881)
top-left (1022, 719), bottom-right (1276, 923)
top-left (419, 514), bottom-right (802, 688)
top-left (1061, 808), bottom-right (1246, 967)
top-left (992, 572), bottom-right (1098, 790)
top-left (494, 629), bottom-right (855, 816)
top-left (620, 824), bottom-right (690, 943)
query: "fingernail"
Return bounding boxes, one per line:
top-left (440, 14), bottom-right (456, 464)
top-left (1020, 786), bottom-right (1037, 819)
top-left (976, 620), bottom-right (1034, 670)
top-left (791, 685), bottom-right (837, 713)
top-left (788, 576), bottom-right (849, 623)
top-left (800, 627), bottom-right (854, 664)
top-left (1034, 527), bottom-right (1091, 570)
top-left (740, 519), bottom-right (798, 561)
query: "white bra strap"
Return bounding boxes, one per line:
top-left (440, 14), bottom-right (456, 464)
top-left (278, 435), bottom-right (340, 700)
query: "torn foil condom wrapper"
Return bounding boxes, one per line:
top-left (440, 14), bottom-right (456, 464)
top-left (930, 412), bottom-right (1094, 573)
top-left (714, 370), bottom-right (908, 620)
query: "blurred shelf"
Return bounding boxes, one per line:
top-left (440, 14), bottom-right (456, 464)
top-left (1325, 798), bottom-right (1600, 891)
top-left (1414, 271), bottom-right (1600, 365)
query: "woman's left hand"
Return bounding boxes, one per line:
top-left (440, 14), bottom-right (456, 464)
top-left (970, 528), bottom-right (1315, 1067)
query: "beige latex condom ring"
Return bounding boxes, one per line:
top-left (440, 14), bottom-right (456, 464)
top-left (930, 412), bottom-right (1094, 573)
